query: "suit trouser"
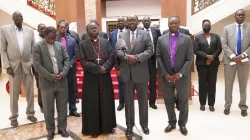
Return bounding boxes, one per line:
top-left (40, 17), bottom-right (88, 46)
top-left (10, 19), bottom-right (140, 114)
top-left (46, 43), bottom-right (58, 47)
top-left (9, 64), bottom-right (35, 121)
top-left (197, 65), bottom-right (219, 106)
top-left (148, 57), bottom-right (157, 104)
top-left (224, 64), bottom-right (249, 110)
top-left (67, 66), bottom-right (77, 112)
top-left (34, 72), bottom-right (42, 109)
top-left (162, 77), bottom-right (189, 127)
top-left (118, 76), bottom-right (125, 104)
top-left (124, 78), bottom-right (148, 128)
top-left (41, 80), bottom-right (68, 134)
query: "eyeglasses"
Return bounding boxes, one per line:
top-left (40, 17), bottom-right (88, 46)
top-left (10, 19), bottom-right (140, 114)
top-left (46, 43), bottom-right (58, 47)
top-left (89, 27), bottom-right (98, 31)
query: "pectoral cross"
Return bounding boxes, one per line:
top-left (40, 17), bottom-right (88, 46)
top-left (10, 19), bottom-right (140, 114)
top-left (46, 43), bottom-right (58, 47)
top-left (96, 57), bottom-right (101, 64)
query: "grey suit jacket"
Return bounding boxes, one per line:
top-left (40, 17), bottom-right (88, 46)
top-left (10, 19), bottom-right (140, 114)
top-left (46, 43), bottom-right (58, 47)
top-left (0, 24), bottom-right (35, 74)
top-left (32, 40), bottom-right (70, 89)
top-left (221, 23), bottom-right (250, 64)
top-left (116, 29), bottom-right (153, 83)
top-left (156, 33), bottom-right (193, 77)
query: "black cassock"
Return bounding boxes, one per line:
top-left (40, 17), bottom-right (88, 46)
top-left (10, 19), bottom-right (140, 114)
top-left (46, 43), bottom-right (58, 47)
top-left (78, 38), bottom-right (116, 135)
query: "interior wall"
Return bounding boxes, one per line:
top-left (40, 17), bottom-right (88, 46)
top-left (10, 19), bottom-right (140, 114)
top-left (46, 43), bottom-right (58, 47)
top-left (106, 0), bottom-right (161, 17)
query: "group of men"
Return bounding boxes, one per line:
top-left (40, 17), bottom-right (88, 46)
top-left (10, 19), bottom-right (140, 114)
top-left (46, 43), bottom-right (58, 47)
top-left (1, 8), bottom-right (249, 140)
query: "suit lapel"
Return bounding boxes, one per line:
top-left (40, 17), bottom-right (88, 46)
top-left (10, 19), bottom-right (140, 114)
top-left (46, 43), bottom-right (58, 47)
top-left (175, 33), bottom-right (182, 55)
top-left (54, 43), bottom-right (60, 62)
top-left (11, 25), bottom-right (19, 51)
top-left (42, 41), bottom-right (53, 63)
top-left (123, 30), bottom-right (131, 53)
top-left (202, 33), bottom-right (210, 47)
top-left (242, 24), bottom-right (248, 42)
top-left (131, 29), bottom-right (142, 53)
top-left (231, 24), bottom-right (237, 46)
top-left (165, 33), bottom-right (170, 55)
top-left (22, 27), bottom-right (27, 54)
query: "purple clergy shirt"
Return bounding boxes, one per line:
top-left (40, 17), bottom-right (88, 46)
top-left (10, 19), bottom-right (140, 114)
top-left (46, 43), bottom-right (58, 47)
top-left (169, 32), bottom-right (179, 68)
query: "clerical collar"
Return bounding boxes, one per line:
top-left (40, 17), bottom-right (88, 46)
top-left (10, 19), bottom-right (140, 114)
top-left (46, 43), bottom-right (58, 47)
top-left (170, 32), bottom-right (179, 36)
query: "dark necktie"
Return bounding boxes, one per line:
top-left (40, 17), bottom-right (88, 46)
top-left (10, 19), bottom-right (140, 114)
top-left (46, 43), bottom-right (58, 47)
top-left (237, 24), bottom-right (241, 55)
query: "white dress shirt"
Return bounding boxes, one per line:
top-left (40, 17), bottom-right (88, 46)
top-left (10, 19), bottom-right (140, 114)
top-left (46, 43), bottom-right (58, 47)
top-left (130, 29), bottom-right (137, 44)
top-left (15, 26), bottom-right (24, 55)
top-left (45, 40), bottom-right (59, 74)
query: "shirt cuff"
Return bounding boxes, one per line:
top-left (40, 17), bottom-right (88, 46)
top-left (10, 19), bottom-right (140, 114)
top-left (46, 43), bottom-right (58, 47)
top-left (243, 52), bottom-right (248, 57)
top-left (229, 54), bottom-right (236, 59)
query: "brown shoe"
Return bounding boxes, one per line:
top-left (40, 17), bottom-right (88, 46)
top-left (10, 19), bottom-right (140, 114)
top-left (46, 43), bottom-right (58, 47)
top-left (27, 116), bottom-right (37, 122)
top-left (11, 120), bottom-right (18, 127)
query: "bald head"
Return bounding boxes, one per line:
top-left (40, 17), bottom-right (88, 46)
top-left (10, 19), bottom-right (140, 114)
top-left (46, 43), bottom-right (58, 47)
top-left (127, 15), bottom-right (138, 31)
top-left (12, 11), bottom-right (23, 28)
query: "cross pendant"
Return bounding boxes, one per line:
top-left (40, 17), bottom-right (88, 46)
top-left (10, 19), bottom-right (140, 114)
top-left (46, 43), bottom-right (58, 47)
top-left (96, 57), bottom-right (101, 64)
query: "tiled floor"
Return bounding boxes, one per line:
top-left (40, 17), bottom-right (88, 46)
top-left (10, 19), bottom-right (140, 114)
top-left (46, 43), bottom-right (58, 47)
top-left (0, 65), bottom-right (250, 140)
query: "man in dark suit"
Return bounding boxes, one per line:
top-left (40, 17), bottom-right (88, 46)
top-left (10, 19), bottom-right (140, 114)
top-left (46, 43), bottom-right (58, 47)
top-left (81, 19), bottom-right (108, 40)
top-left (33, 26), bottom-right (70, 139)
top-left (156, 16), bottom-right (193, 136)
top-left (109, 17), bottom-right (126, 111)
top-left (116, 15), bottom-right (153, 137)
top-left (56, 20), bottom-right (80, 117)
top-left (141, 16), bottom-right (161, 109)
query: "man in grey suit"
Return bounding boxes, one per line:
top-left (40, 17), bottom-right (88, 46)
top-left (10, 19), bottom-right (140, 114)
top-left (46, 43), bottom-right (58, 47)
top-left (156, 16), bottom-right (193, 136)
top-left (116, 15), bottom-right (153, 137)
top-left (222, 9), bottom-right (250, 117)
top-left (33, 26), bottom-right (70, 140)
top-left (0, 11), bottom-right (37, 127)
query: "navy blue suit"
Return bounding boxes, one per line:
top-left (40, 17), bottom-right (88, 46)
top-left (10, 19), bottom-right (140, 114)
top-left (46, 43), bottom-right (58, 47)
top-left (109, 29), bottom-right (124, 104)
top-left (57, 34), bottom-right (77, 112)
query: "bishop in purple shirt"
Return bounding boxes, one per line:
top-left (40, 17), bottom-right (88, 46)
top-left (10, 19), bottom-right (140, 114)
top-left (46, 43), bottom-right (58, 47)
top-left (156, 16), bottom-right (193, 136)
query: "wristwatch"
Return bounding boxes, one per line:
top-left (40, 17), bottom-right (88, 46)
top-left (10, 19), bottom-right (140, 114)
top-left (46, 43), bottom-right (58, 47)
top-left (179, 73), bottom-right (183, 77)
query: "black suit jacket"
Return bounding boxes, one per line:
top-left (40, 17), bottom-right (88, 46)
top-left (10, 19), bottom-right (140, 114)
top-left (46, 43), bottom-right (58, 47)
top-left (194, 33), bottom-right (222, 65)
top-left (69, 30), bottom-right (80, 44)
top-left (139, 27), bottom-right (161, 55)
top-left (81, 32), bottom-right (108, 41)
top-left (163, 28), bottom-right (190, 36)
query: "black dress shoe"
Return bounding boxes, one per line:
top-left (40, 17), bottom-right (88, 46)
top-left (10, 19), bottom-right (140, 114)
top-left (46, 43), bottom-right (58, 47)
top-left (224, 109), bottom-right (230, 115)
top-left (209, 106), bottom-right (215, 112)
top-left (91, 134), bottom-right (98, 138)
top-left (125, 128), bottom-right (133, 136)
top-left (76, 99), bottom-right (79, 104)
top-left (47, 132), bottom-right (54, 140)
top-left (149, 104), bottom-right (158, 109)
top-left (69, 111), bottom-right (80, 117)
top-left (200, 105), bottom-right (205, 111)
top-left (11, 120), bottom-right (18, 127)
top-left (180, 127), bottom-right (188, 136)
top-left (241, 110), bottom-right (248, 117)
top-left (142, 127), bottom-right (149, 135)
top-left (117, 104), bottom-right (124, 111)
top-left (164, 125), bottom-right (176, 133)
top-left (58, 130), bottom-right (69, 138)
top-left (27, 116), bottom-right (37, 122)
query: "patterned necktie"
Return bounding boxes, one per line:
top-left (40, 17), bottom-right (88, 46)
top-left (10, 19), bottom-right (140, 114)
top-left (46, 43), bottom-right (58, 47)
top-left (131, 31), bottom-right (135, 47)
top-left (237, 24), bottom-right (241, 55)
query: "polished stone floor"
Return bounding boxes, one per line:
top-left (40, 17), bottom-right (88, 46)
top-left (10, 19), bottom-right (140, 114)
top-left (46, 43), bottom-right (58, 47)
top-left (0, 65), bottom-right (250, 140)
